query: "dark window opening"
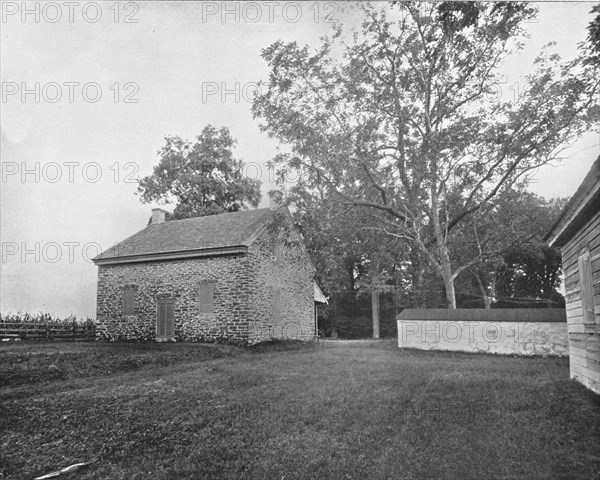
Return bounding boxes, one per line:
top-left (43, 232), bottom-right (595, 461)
top-left (123, 287), bottom-right (135, 315)
top-left (198, 282), bottom-right (215, 313)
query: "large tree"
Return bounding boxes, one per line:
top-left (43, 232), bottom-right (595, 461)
top-left (276, 182), bottom-right (404, 337)
top-left (252, 2), bottom-right (600, 308)
top-left (454, 190), bottom-right (567, 308)
top-left (137, 125), bottom-right (261, 220)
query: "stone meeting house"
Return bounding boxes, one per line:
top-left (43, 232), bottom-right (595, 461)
top-left (93, 204), bottom-right (321, 344)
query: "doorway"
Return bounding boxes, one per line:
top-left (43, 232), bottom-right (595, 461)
top-left (157, 298), bottom-right (175, 340)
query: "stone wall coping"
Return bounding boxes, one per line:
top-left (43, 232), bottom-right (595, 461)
top-left (397, 308), bottom-right (567, 323)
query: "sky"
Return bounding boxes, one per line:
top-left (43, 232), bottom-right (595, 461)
top-left (1, 1), bottom-right (599, 318)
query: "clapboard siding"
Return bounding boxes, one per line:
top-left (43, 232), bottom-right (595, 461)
top-left (570, 334), bottom-right (600, 351)
top-left (567, 324), bottom-right (600, 335)
top-left (563, 252), bottom-right (600, 277)
top-left (566, 299), bottom-right (583, 311)
top-left (564, 270), bottom-right (580, 289)
top-left (565, 288), bottom-right (581, 303)
top-left (561, 215), bottom-right (600, 265)
top-left (571, 363), bottom-right (600, 383)
top-left (564, 220), bottom-right (599, 252)
top-left (560, 206), bottom-right (600, 394)
top-left (570, 345), bottom-right (599, 360)
top-left (592, 244), bottom-right (600, 262)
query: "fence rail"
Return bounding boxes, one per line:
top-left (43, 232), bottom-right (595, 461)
top-left (0, 322), bottom-right (96, 341)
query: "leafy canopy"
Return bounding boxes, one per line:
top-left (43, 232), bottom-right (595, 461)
top-left (137, 125), bottom-right (261, 220)
top-left (252, 1), bottom-right (599, 307)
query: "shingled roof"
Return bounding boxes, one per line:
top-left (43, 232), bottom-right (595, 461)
top-left (93, 208), bottom-right (274, 265)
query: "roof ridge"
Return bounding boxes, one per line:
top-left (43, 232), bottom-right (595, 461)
top-left (152, 207), bottom-right (272, 226)
top-left (93, 207), bottom-right (275, 263)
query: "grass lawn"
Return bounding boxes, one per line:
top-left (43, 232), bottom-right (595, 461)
top-left (1, 340), bottom-right (599, 480)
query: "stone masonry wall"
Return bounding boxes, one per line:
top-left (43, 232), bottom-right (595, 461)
top-left (96, 254), bottom-right (254, 343)
top-left (95, 218), bottom-right (315, 344)
top-left (245, 226), bottom-right (315, 343)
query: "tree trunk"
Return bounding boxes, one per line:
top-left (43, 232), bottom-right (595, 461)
top-left (442, 272), bottom-right (457, 309)
top-left (430, 171), bottom-right (457, 310)
top-left (474, 273), bottom-right (492, 309)
top-left (475, 270), bottom-right (497, 309)
top-left (438, 243), bottom-right (457, 309)
top-left (371, 291), bottom-right (380, 339)
top-left (409, 250), bottom-right (426, 308)
top-left (488, 274), bottom-right (496, 309)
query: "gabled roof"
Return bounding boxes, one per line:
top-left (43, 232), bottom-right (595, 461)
top-left (545, 155), bottom-right (600, 248)
top-left (94, 208), bottom-right (273, 265)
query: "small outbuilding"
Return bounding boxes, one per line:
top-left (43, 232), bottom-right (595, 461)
top-left (93, 205), bottom-right (319, 344)
top-left (546, 156), bottom-right (600, 394)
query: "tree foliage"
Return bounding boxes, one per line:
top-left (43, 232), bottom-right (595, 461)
top-left (272, 180), bottom-right (408, 337)
top-left (583, 4), bottom-right (600, 67)
top-left (253, 2), bottom-right (600, 308)
top-left (495, 243), bottom-right (564, 307)
top-left (137, 125), bottom-right (261, 220)
top-left (455, 191), bottom-right (567, 308)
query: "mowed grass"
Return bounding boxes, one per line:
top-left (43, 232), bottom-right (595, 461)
top-left (1, 341), bottom-right (599, 480)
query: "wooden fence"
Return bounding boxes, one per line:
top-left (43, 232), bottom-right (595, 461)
top-left (0, 322), bottom-right (96, 341)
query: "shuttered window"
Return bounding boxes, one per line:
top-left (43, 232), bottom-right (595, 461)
top-left (578, 249), bottom-right (594, 323)
top-left (198, 283), bottom-right (215, 313)
top-left (123, 287), bottom-right (135, 315)
top-left (157, 298), bottom-right (175, 338)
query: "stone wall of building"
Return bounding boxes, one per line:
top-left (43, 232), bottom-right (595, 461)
top-left (96, 254), bottom-right (254, 343)
top-left (245, 225), bottom-right (315, 343)
top-left (95, 213), bottom-right (315, 344)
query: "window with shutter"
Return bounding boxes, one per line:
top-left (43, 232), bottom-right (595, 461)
top-left (166, 301), bottom-right (175, 337)
top-left (578, 249), bottom-right (594, 323)
top-left (198, 282), bottom-right (215, 313)
top-left (123, 287), bottom-right (135, 315)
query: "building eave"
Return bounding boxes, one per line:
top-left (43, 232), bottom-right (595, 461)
top-left (93, 245), bottom-right (248, 266)
top-left (545, 156), bottom-right (600, 248)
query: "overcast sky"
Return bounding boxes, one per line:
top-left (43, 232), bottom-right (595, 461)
top-left (1, 1), bottom-right (599, 318)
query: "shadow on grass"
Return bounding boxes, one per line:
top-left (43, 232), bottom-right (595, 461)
top-left (0, 342), bottom-right (242, 388)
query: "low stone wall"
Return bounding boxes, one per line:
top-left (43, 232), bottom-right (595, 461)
top-left (397, 309), bottom-right (568, 356)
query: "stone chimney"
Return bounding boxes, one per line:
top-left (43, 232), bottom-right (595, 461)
top-left (269, 190), bottom-right (283, 210)
top-left (151, 208), bottom-right (167, 225)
